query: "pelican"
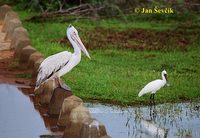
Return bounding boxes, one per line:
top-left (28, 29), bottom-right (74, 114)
top-left (138, 70), bottom-right (168, 100)
top-left (34, 25), bottom-right (91, 91)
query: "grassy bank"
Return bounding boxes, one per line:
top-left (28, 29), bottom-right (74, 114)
top-left (16, 9), bottom-right (200, 106)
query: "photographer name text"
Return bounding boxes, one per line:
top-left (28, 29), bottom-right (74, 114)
top-left (135, 6), bottom-right (174, 14)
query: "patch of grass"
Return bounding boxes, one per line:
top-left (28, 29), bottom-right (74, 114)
top-left (15, 9), bottom-right (200, 106)
top-left (16, 73), bottom-right (32, 79)
top-left (62, 48), bottom-right (200, 105)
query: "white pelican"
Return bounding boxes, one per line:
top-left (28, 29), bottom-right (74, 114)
top-left (138, 70), bottom-right (168, 100)
top-left (35, 25), bottom-right (91, 91)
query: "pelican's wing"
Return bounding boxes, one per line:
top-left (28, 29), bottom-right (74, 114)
top-left (138, 80), bottom-right (162, 97)
top-left (35, 51), bottom-right (72, 89)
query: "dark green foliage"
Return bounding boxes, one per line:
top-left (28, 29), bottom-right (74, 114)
top-left (0, 0), bottom-right (17, 5)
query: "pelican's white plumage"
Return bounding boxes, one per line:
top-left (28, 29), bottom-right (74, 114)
top-left (35, 25), bottom-right (91, 91)
top-left (138, 70), bottom-right (168, 98)
top-left (36, 51), bottom-right (72, 88)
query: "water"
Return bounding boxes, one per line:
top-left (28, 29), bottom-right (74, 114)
top-left (0, 84), bottom-right (200, 138)
top-left (85, 102), bottom-right (200, 138)
top-left (0, 84), bottom-right (61, 138)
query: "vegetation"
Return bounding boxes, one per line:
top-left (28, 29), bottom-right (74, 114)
top-left (10, 1), bottom-right (200, 106)
top-left (16, 73), bottom-right (32, 79)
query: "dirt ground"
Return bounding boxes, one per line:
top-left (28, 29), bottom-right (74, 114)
top-left (56, 24), bottom-right (199, 51)
top-left (0, 24), bottom-right (33, 88)
top-left (0, 50), bottom-right (33, 87)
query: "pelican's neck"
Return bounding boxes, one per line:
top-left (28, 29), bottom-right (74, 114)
top-left (161, 73), bottom-right (167, 83)
top-left (67, 33), bottom-right (81, 55)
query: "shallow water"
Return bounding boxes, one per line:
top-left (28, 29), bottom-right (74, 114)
top-left (1, 84), bottom-right (200, 138)
top-left (0, 84), bottom-right (60, 138)
top-left (85, 102), bottom-right (200, 138)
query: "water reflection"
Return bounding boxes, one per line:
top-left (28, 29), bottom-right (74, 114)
top-left (0, 84), bottom-right (50, 138)
top-left (20, 87), bottom-right (65, 133)
top-left (1, 84), bottom-right (199, 138)
top-left (0, 84), bottom-right (63, 138)
top-left (85, 102), bottom-right (200, 138)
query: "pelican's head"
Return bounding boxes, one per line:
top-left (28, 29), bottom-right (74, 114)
top-left (67, 24), bottom-right (91, 60)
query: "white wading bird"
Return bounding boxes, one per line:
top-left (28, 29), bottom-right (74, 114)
top-left (138, 70), bottom-right (168, 100)
top-left (34, 25), bottom-right (91, 91)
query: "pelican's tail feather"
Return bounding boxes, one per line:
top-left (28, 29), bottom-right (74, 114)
top-left (34, 77), bottom-right (52, 93)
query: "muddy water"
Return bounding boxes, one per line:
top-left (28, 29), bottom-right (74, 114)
top-left (0, 84), bottom-right (62, 138)
top-left (85, 102), bottom-right (200, 138)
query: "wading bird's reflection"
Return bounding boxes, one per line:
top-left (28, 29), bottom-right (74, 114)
top-left (150, 101), bottom-right (156, 121)
top-left (139, 102), bottom-right (168, 138)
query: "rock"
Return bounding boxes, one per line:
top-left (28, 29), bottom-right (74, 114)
top-left (0, 5), bottom-right (12, 23)
top-left (18, 45), bottom-right (36, 69)
top-left (0, 40), bottom-right (10, 51)
top-left (14, 38), bottom-right (32, 58)
top-left (100, 136), bottom-right (111, 138)
top-left (28, 52), bottom-right (43, 69)
top-left (80, 119), bottom-right (108, 138)
top-left (57, 95), bottom-right (83, 127)
top-left (40, 135), bottom-right (62, 138)
top-left (62, 105), bottom-right (92, 138)
top-left (35, 79), bottom-right (57, 105)
top-left (4, 19), bottom-right (22, 40)
top-left (48, 87), bottom-right (72, 117)
top-left (31, 58), bottom-right (44, 86)
top-left (63, 117), bottom-right (109, 138)
top-left (10, 27), bottom-right (29, 49)
top-left (2, 11), bottom-right (19, 32)
top-left (32, 58), bottom-right (44, 78)
top-left (63, 120), bottom-right (85, 138)
top-left (70, 105), bottom-right (91, 124)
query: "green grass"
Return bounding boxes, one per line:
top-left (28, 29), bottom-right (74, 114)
top-left (16, 73), bottom-right (32, 79)
top-left (64, 49), bottom-right (200, 105)
top-left (15, 9), bottom-right (200, 106)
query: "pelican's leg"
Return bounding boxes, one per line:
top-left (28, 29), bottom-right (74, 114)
top-left (56, 77), bottom-right (71, 91)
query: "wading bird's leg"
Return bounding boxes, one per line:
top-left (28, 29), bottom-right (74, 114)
top-left (56, 77), bottom-right (71, 91)
top-left (150, 94), bottom-right (152, 100)
top-left (150, 102), bottom-right (156, 121)
top-left (149, 94), bottom-right (153, 105)
top-left (153, 93), bottom-right (155, 104)
top-left (152, 93), bottom-right (155, 101)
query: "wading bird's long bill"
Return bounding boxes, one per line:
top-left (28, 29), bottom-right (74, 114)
top-left (70, 33), bottom-right (91, 60)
